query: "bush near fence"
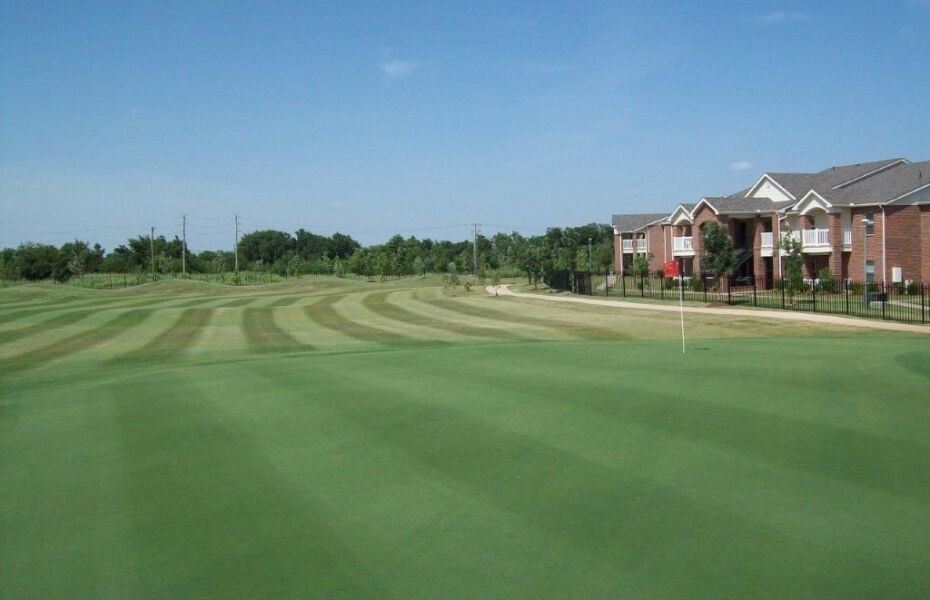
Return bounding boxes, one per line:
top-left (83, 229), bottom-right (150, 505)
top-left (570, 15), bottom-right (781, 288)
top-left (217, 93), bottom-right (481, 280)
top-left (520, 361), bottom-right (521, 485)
top-left (544, 270), bottom-right (929, 325)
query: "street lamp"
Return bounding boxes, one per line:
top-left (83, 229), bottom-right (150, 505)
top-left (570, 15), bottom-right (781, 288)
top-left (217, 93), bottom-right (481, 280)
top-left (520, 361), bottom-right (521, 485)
top-left (862, 217), bottom-right (873, 306)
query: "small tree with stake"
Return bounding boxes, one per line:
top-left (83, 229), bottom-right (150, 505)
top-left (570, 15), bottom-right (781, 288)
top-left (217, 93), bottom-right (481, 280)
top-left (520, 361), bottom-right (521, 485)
top-left (778, 228), bottom-right (804, 305)
top-left (700, 222), bottom-right (737, 289)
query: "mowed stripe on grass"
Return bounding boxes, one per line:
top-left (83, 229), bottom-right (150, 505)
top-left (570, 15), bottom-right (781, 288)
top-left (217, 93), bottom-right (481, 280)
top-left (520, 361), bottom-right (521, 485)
top-left (414, 290), bottom-right (627, 340)
top-left (0, 308), bottom-right (99, 346)
top-left (0, 309), bottom-right (154, 376)
top-left (110, 308), bottom-right (215, 364)
top-left (241, 307), bottom-right (309, 353)
top-left (303, 294), bottom-right (428, 347)
top-left (362, 290), bottom-right (527, 342)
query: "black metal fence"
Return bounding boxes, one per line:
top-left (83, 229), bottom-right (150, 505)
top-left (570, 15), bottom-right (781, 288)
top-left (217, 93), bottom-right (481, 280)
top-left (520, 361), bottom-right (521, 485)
top-left (545, 270), bottom-right (930, 325)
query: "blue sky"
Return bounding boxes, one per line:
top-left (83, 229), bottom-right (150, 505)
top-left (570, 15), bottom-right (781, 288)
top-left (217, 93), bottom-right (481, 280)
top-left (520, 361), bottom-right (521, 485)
top-left (2, 1), bottom-right (929, 250)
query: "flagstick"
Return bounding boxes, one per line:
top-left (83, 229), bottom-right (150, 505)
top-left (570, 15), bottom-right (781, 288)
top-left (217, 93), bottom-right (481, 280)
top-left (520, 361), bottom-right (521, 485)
top-left (679, 276), bottom-right (686, 354)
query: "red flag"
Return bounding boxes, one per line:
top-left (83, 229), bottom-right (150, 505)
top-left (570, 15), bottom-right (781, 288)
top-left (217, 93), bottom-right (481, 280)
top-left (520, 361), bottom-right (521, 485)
top-left (664, 260), bottom-right (679, 278)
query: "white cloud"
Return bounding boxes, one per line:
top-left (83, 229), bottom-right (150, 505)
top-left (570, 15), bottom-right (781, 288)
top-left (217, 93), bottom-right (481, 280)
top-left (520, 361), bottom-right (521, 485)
top-left (755, 11), bottom-right (809, 24)
top-left (729, 161), bottom-right (754, 171)
top-left (380, 59), bottom-right (418, 80)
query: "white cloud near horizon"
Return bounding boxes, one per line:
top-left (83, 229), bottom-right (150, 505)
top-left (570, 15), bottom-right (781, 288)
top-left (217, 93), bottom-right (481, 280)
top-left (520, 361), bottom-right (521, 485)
top-left (380, 59), bottom-right (418, 80)
top-left (729, 161), bottom-right (754, 171)
top-left (754, 11), bottom-right (809, 24)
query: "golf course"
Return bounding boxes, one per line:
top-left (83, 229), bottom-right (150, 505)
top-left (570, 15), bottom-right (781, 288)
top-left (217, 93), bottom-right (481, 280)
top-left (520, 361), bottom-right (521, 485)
top-left (1, 276), bottom-right (928, 599)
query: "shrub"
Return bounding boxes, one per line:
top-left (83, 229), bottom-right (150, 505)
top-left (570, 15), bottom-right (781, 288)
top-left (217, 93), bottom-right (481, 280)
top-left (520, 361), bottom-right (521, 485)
top-left (816, 267), bottom-right (838, 293)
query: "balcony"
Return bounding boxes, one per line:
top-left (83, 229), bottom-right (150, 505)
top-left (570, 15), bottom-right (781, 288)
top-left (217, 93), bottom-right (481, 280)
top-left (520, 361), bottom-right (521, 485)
top-left (843, 229), bottom-right (852, 247)
top-left (801, 228), bottom-right (830, 248)
top-left (621, 239), bottom-right (647, 253)
top-left (760, 232), bottom-right (774, 248)
top-left (672, 236), bottom-right (694, 254)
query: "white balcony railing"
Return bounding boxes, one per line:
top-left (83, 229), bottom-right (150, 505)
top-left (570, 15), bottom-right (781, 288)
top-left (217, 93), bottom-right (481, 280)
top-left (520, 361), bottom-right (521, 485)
top-left (801, 228), bottom-right (830, 247)
top-left (672, 236), bottom-right (693, 252)
top-left (843, 229), bottom-right (852, 246)
top-left (635, 240), bottom-right (647, 252)
top-left (760, 232), bottom-right (774, 248)
top-left (622, 239), bottom-right (633, 252)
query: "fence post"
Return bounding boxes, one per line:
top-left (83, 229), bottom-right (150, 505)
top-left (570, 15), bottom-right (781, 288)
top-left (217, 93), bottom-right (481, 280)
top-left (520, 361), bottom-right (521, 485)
top-left (922, 283), bottom-right (927, 324)
top-left (881, 282), bottom-right (886, 320)
top-left (621, 274), bottom-right (626, 297)
top-left (660, 276), bottom-right (665, 300)
top-left (727, 277), bottom-right (732, 305)
top-left (812, 281), bottom-right (816, 312)
top-left (752, 276), bottom-right (757, 307)
top-left (845, 280), bottom-right (849, 315)
top-left (641, 274), bottom-right (645, 299)
top-left (781, 279), bottom-right (785, 309)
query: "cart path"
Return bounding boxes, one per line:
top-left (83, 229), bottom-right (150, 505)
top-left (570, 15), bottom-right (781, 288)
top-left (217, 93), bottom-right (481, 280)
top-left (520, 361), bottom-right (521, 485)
top-left (486, 285), bottom-right (930, 335)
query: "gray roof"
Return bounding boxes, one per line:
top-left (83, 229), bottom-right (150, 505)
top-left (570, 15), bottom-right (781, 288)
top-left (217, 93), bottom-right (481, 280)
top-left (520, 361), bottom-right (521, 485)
top-left (611, 213), bottom-right (668, 232)
top-left (828, 160), bottom-right (930, 206)
top-left (763, 158), bottom-right (905, 199)
top-left (699, 197), bottom-right (795, 214)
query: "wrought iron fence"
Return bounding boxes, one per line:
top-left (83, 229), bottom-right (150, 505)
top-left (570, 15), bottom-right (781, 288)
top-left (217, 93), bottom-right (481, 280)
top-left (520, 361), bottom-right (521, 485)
top-left (545, 270), bottom-right (929, 325)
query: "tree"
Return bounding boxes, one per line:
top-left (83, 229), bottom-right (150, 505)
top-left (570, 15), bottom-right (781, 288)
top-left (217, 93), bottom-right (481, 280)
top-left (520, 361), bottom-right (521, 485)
top-left (239, 230), bottom-right (293, 264)
top-left (490, 269), bottom-right (502, 296)
top-left (413, 255), bottom-right (427, 278)
top-left (444, 262), bottom-right (460, 289)
top-left (778, 228), bottom-right (804, 300)
top-left (12, 243), bottom-right (69, 281)
top-left (700, 222), bottom-right (737, 278)
top-left (632, 253), bottom-right (652, 278)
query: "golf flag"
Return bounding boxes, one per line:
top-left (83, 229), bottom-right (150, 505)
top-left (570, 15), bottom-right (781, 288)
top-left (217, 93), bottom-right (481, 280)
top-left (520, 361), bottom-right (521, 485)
top-left (663, 261), bottom-right (679, 278)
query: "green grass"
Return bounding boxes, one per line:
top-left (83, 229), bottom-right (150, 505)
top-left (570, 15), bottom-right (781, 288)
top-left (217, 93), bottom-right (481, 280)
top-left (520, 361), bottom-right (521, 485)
top-left (1, 277), bottom-right (929, 599)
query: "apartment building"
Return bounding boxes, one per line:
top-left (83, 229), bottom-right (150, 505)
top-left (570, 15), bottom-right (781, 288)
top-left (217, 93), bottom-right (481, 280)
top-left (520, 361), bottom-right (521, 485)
top-left (613, 158), bottom-right (930, 286)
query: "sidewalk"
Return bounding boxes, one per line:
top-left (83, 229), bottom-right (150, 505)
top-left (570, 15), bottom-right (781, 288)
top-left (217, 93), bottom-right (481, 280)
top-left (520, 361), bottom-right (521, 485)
top-left (486, 285), bottom-right (930, 335)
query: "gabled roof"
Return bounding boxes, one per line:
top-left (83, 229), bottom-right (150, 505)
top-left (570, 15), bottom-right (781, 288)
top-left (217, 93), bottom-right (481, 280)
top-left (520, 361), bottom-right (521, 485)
top-left (668, 203), bottom-right (696, 220)
top-left (763, 158), bottom-right (906, 199)
top-left (611, 213), bottom-right (668, 232)
top-left (827, 160), bottom-right (930, 206)
top-left (696, 196), bottom-right (795, 215)
top-left (794, 190), bottom-right (835, 214)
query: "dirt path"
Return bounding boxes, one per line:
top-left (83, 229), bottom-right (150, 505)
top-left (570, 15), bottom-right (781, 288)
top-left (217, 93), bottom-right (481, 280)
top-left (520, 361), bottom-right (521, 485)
top-left (486, 285), bottom-right (930, 335)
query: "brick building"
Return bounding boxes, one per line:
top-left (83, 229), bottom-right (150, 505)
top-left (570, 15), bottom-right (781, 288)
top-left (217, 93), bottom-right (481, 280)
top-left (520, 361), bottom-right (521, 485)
top-left (613, 158), bottom-right (930, 286)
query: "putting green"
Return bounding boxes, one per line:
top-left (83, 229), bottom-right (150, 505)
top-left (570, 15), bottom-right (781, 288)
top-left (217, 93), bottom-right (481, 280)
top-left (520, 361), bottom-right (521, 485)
top-left (1, 278), bottom-right (928, 598)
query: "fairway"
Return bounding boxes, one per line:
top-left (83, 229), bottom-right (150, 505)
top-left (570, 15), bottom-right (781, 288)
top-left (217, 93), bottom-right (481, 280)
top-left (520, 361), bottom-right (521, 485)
top-left (1, 278), bottom-right (929, 599)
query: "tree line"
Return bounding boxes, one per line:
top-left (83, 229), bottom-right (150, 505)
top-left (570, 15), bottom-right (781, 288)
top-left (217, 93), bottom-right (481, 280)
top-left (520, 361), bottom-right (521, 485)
top-left (0, 223), bottom-right (614, 282)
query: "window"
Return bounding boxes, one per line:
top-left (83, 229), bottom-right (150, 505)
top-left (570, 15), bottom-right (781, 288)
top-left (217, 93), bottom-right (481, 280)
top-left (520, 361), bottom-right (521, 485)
top-left (865, 211), bottom-right (874, 235)
top-left (865, 260), bottom-right (875, 283)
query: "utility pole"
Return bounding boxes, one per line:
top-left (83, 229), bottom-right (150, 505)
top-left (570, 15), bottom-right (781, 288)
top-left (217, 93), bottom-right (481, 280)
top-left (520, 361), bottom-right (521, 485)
top-left (234, 214), bottom-right (240, 281)
top-left (149, 226), bottom-right (156, 281)
top-left (181, 214), bottom-right (187, 276)
top-left (473, 223), bottom-right (480, 278)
